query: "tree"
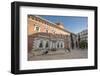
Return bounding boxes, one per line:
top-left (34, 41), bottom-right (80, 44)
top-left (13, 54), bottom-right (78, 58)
top-left (79, 40), bottom-right (87, 49)
top-left (78, 34), bottom-right (80, 48)
top-left (70, 33), bottom-right (74, 49)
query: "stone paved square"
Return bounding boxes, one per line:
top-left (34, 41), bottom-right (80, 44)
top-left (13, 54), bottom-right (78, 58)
top-left (28, 49), bottom-right (88, 61)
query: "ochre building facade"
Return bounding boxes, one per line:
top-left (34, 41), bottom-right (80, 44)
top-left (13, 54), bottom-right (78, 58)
top-left (28, 15), bottom-right (72, 52)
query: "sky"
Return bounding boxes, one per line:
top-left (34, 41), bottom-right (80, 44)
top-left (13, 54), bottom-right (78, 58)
top-left (39, 15), bottom-right (88, 34)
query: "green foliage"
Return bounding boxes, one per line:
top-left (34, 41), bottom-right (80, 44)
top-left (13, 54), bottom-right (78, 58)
top-left (79, 40), bottom-right (88, 49)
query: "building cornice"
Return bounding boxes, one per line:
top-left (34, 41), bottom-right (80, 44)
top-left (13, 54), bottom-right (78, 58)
top-left (28, 15), bottom-right (72, 34)
top-left (28, 32), bottom-right (69, 39)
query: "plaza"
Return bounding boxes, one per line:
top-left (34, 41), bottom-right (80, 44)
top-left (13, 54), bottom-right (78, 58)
top-left (28, 49), bottom-right (88, 61)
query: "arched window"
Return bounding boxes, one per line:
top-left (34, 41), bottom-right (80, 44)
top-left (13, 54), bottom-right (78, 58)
top-left (61, 43), bottom-right (63, 48)
top-left (39, 40), bottom-right (43, 48)
top-left (45, 41), bottom-right (49, 48)
top-left (57, 43), bottom-right (59, 48)
top-left (60, 42), bottom-right (64, 48)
